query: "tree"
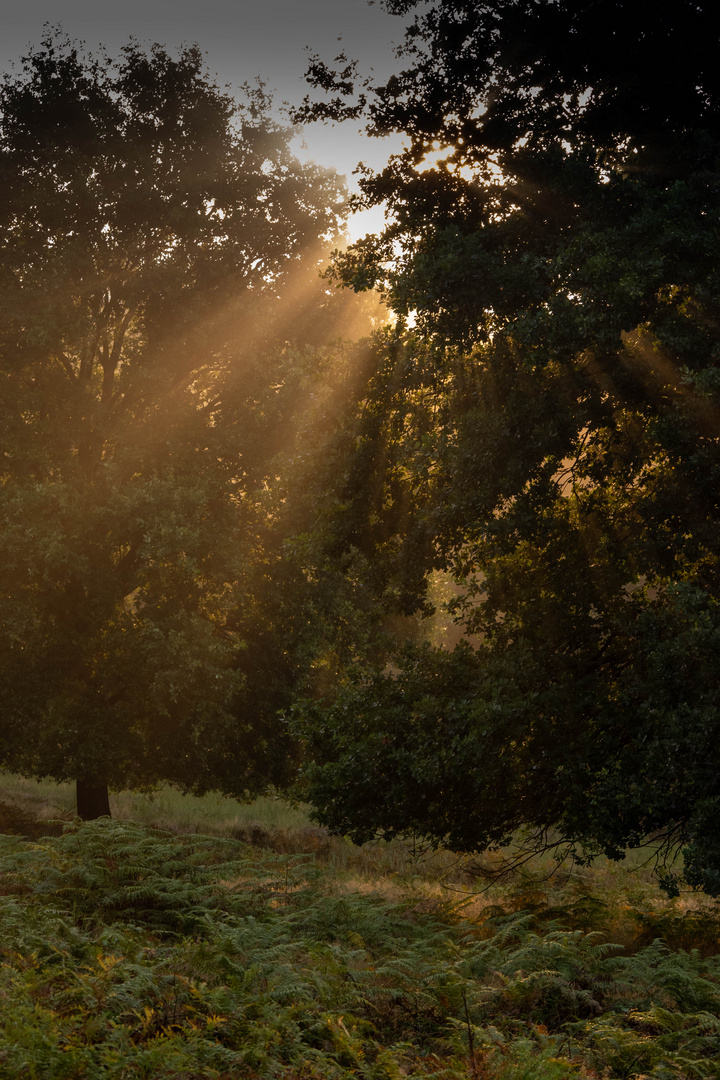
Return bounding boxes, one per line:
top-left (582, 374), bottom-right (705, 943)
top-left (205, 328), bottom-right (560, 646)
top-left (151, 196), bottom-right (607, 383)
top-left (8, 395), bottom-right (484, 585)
top-left (0, 33), bottom-right (350, 818)
top-left (294, 0), bottom-right (720, 891)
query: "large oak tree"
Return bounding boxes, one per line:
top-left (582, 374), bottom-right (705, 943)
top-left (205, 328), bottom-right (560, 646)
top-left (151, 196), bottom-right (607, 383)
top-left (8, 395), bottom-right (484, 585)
top-left (294, 0), bottom-right (720, 892)
top-left (0, 34), bottom-right (349, 818)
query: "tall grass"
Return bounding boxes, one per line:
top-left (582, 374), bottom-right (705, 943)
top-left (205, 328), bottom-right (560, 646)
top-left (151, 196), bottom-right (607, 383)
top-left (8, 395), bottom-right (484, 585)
top-left (2, 770), bottom-right (719, 958)
top-left (0, 771), bottom-right (310, 832)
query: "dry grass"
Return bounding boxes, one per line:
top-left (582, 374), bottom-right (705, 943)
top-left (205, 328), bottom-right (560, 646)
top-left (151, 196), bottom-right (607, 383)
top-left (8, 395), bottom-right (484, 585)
top-left (2, 770), bottom-right (720, 954)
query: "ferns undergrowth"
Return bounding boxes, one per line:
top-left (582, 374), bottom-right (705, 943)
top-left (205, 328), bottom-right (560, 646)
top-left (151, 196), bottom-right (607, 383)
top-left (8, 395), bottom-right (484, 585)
top-left (1, 820), bottom-right (720, 1078)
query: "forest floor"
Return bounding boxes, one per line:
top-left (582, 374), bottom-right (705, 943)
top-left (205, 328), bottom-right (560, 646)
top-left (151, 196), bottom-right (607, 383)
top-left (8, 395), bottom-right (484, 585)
top-left (1, 774), bottom-right (720, 1078)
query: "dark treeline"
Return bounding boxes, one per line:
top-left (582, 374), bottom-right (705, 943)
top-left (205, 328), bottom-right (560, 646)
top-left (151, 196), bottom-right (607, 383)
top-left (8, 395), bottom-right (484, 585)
top-left (2, 2), bottom-right (720, 894)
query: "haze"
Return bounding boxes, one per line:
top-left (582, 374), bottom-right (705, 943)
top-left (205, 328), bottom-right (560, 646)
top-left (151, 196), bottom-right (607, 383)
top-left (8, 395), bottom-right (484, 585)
top-left (1, 0), bottom-right (409, 239)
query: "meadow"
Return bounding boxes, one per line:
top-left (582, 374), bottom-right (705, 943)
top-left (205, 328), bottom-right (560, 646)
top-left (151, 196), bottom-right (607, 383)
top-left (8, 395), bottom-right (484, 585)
top-left (1, 776), bottom-right (720, 1079)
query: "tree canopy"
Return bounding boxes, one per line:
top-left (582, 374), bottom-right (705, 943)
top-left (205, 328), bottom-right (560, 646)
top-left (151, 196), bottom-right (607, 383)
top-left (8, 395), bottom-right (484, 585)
top-left (0, 34), bottom-right (353, 818)
top-left (295, 0), bottom-right (720, 893)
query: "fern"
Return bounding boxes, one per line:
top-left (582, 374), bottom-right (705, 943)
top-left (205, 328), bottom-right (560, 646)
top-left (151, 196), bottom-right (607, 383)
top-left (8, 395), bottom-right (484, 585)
top-left (1, 820), bottom-right (720, 1079)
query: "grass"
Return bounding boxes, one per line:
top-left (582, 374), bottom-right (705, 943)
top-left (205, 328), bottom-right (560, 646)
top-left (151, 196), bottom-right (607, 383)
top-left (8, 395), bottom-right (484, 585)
top-left (0, 772), bottom-right (311, 833)
top-left (2, 770), bottom-right (719, 955)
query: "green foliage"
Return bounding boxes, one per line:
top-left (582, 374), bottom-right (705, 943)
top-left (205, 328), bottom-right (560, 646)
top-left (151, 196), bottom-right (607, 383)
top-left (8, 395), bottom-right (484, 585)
top-left (1, 821), bottom-right (720, 1078)
top-left (298, 587), bottom-right (720, 894)
top-left (293, 0), bottom-right (720, 891)
top-left (0, 32), bottom-right (358, 810)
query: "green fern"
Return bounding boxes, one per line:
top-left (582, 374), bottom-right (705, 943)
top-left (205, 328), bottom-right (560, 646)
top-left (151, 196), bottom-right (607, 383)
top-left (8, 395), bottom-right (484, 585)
top-left (1, 820), bottom-right (720, 1079)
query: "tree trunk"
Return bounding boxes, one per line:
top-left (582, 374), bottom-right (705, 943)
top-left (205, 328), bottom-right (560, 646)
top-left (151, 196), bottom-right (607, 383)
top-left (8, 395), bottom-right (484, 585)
top-left (76, 778), bottom-right (111, 820)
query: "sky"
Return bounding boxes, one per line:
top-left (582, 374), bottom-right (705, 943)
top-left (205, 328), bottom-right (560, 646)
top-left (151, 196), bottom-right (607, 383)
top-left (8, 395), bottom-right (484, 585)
top-left (1, 0), bottom-right (411, 239)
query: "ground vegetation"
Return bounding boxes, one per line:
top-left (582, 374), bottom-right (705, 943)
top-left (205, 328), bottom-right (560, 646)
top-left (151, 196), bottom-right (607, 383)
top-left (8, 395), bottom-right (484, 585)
top-left (2, 815), bottom-right (720, 1078)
